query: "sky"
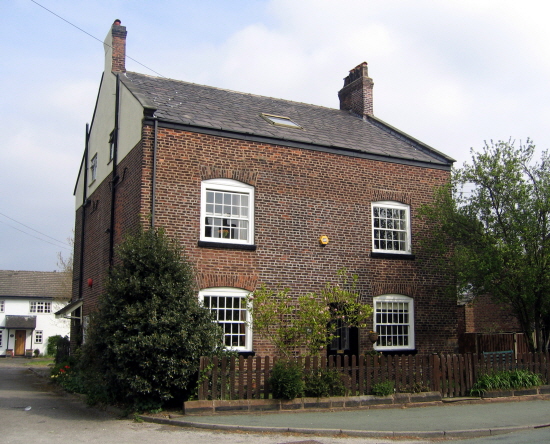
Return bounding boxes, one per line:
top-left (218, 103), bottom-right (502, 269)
top-left (2, 0), bottom-right (550, 272)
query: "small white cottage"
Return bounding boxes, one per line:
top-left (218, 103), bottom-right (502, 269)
top-left (0, 270), bottom-right (70, 357)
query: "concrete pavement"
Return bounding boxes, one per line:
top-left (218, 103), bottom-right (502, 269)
top-left (143, 392), bottom-right (550, 439)
top-left (3, 357), bottom-right (550, 441)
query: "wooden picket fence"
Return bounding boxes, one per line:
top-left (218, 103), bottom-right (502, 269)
top-left (458, 332), bottom-right (529, 355)
top-left (197, 352), bottom-right (550, 400)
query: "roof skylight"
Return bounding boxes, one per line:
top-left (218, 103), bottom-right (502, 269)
top-left (260, 113), bottom-right (303, 129)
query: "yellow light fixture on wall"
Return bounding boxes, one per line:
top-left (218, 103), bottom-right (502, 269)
top-left (319, 235), bottom-right (329, 245)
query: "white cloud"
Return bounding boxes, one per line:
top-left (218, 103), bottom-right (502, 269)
top-left (2, 0), bottom-right (550, 270)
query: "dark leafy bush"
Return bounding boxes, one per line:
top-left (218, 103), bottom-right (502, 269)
top-left (46, 335), bottom-right (62, 357)
top-left (304, 368), bottom-right (346, 397)
top-left (55, 336), bottom-right (71, 364)
top-left (79, 227), bottom-right (225, 412)
top-left (470, 369), bottom-right (543, 396)
top-left (269, 360), bottom-right (304, 400)
top-left (372, 380), bottom-right (394, 396)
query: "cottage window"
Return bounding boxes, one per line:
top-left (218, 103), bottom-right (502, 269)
top-left (0, 300), bottom-right (4, 312)
top-left (201, 179), bottom-right (254, 245)
top-left (30, 301), bottom-right (52, 314)
top-left (90, 154), bottom-right (98, 183)
top-left (373, 295), bottom-right (414, 351)
top-left (35, 330), bottom-right (43, 344)
top-left (372, 202), bottom-right (411, 254)
top-left (199, 288), bottom-right (252, 352)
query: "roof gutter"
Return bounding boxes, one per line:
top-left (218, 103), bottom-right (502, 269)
top-left (144, 118), bottom-right (453, 171)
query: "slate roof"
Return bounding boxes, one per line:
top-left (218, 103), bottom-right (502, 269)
top-left (0, 270), bottom-right (70, 299)
top-left (120, 72), bottom-right (453, 168)
top-left (5, 315), bottom-right (37, 329)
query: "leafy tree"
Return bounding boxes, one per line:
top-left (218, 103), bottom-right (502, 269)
top-left (56, 234), bottom-right (74, 300)
top-left (419, 140), bottom-right (550, 352)
top-left (81, 227), bottom-right (225, 411)
top-left (248, 269), bottom-right (372, 358)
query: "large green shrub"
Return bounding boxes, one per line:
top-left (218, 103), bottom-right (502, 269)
top-left (269, 360), bottom-right (304, 400)
top-left (80, 227), bottom-right (225, 412)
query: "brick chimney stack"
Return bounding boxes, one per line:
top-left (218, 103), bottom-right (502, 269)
top-left (107, 19), bottom-right (127, 73)
top-left (338, 62), bottom-right (374, 117)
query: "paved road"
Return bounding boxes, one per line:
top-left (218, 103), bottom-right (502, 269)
top-left (2, 358), bottom-right (550, 443)
top-left (0, 359), bottom-right (412, 444)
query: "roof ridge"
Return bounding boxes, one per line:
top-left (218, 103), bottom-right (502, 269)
top-left (124, 71), bottom-right (344, 114)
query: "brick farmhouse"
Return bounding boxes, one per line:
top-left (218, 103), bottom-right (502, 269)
top-left (66, 21), bottom-right (461, 357)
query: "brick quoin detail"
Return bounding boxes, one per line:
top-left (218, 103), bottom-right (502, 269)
top-left (197, 272), bottom-right (258, 292)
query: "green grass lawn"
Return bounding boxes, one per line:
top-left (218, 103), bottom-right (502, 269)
top-left (23, 357), bottom-right (55, 366)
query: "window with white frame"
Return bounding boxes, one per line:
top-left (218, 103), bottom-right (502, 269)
top-left (199, 288), bottom-right (252, 351)
top-left (90, 154), bottom-right (98, 183)
top-left (0, 300), bottom-right (4, 312)
top-left (372, 201), bottom-right (411, 254)
top-left (373, 295), bottom-right (414, 351)
top-left (201, 179), bottom-right (254, 244)
top-left (30, 301), bottom-right (52, 313)
top-left (34, 331), bottom-right (43, 344)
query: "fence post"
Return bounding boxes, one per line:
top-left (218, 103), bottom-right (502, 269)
top-left (437, 355), bottom-right (444, 396)
top-left (198, 357), bottom-right (208, 400)
top-left (343, 355), bottom-right (350, 394)
top-left (238, 355), bottom-right (245, 399)
top-left (198, 357), bottom-right (204, 400)
top-left (220, 356), bottom-right (227, 400)
top-left (263, 356), bottom-right (270, 399)
top-left (358, 354), bottom-right (365, 395)
top-left (255, 356), bottom-right (262, 399)
top-left (211, 356), bottom-right (219, 400)
top-left (230, 356), bottom-right (236, 400)
top-left (246, 356), bottom-right (253, 399)
top-left (351, 355), bottom-right (357, 395)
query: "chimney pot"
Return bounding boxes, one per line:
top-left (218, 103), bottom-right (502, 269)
top-left (338, 62), bottom-right (374, 117)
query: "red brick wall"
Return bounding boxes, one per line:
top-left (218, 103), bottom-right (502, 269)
top-left (135, 125), bottom-right (457, 355)
top-left (72, 141), bottom-right (144, 324)
top-left (460, 294), bottom-right (521, 333)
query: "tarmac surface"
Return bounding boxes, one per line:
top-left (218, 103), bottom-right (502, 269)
top-left (146, 397), bottom-right (550, 440)
top-left (2, 357), bottom-right (550, 442)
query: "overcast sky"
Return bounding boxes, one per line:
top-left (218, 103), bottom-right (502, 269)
top-left (2, 0), bottom-right (549, 272)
